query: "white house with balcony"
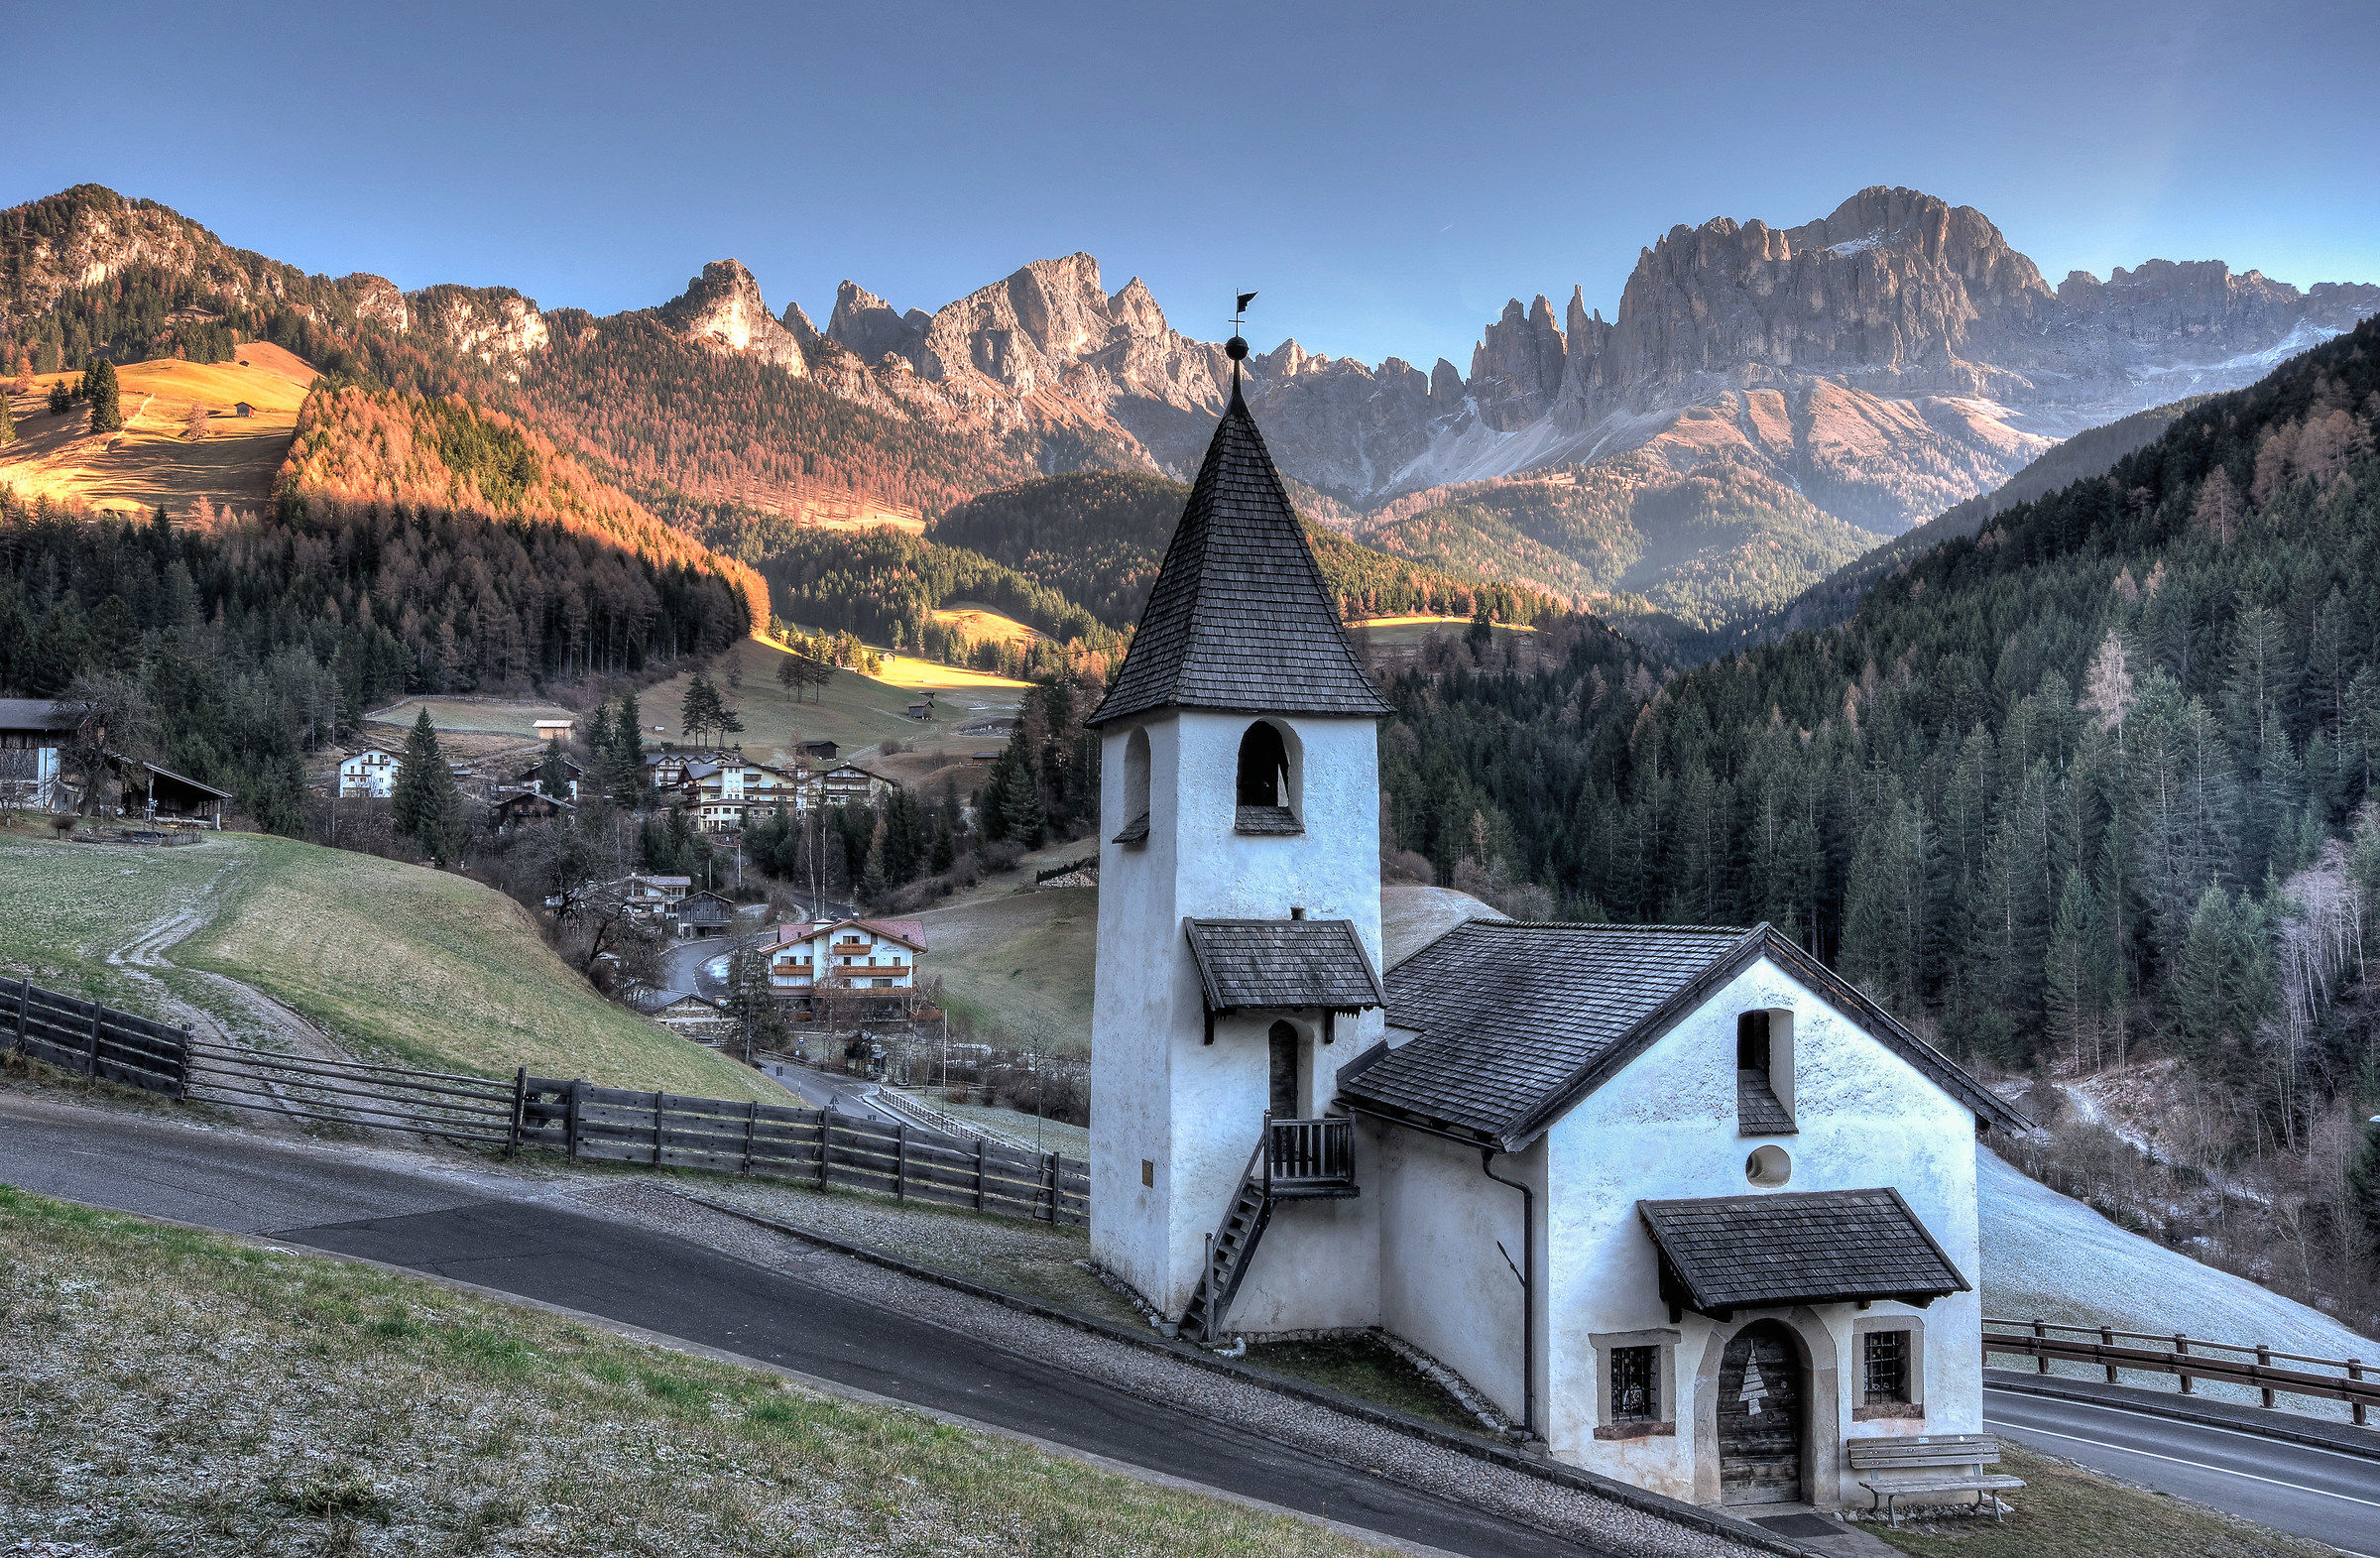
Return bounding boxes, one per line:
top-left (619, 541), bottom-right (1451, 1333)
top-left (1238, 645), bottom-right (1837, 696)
top-left (1087, 380), bottom-right (2028, 1515)
top-left (766, 917), bottom-right (925, 1017)
top-left (338, 749), bottom-right (399, 797)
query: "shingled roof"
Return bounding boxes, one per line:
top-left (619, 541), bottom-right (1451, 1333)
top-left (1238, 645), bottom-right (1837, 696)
top-left (1087, 388), bottom-right (1391, 729)
top-left (1339, 919), bottom-right (2027, 1148)
top-left (1637, 1188), bottom-right (1969, 1315)
top-left (1185, 918), bottom-right (1385, 1012)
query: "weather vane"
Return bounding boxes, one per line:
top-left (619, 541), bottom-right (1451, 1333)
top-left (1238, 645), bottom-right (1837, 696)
top-left (1226, 291), bottom-right (1256, 386)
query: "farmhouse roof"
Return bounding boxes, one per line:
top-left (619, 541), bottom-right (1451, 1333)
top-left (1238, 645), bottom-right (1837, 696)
top-left (1087, 388), bottom-right (1390, 729)
top-left (0, 698), bottom-right (79, 735)
top-left (1340, 920), bottom-right (2026, 1149)
top-left (1184, 917), bottom-right (1385, 1013)
top-left (1636, 1188), bottom-right (1969, 1315)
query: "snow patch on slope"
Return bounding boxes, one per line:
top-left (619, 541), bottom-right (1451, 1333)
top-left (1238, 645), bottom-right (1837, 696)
top-left (1979, 1148), bottom-right (2373, 1416)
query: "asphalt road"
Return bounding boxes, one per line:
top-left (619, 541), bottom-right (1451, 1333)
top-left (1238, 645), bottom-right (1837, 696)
top-left (1984, 1383), bottom-right (2380, 1556)
top-left (0, 1098), bottom-right (1611, 1558)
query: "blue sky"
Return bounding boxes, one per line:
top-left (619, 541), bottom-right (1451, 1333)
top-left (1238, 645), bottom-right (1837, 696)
top-left (10, 0), bottom-right (2374, 368)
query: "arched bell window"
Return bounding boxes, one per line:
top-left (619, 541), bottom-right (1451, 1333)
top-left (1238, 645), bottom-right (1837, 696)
top-left (1115, 727), bottom-right (1152, 847)
top-left (1237, 722), bottom-right (1287, 806)
top-left (1235, 721), bottom-right (1302, 834)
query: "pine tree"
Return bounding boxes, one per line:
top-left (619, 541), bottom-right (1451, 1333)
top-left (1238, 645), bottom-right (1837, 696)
top-left (392, 709), bottom-right (463, 866)
top-left (858, 839), bottom-right (889, 905)
top-left (680, 674), bottom-right (723, 748)
top-left (0, 387), bottom-right (13, 446)
top-left (86, 359), bottom-right (122, 434)
top-left (47, 381), bottom-right (71, 417)
top-left (538, 736), bottom-right (570, 799)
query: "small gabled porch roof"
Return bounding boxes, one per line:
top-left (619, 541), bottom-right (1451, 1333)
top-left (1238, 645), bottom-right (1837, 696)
top-left (1184, 917), bottom-right (1385, 1014)
top-left (1637, 1187), bottom-right (1970, 1319)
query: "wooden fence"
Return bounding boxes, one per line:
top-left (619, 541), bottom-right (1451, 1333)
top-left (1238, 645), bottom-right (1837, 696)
top-left (2, 976), bottom-right (1087, 1226)
top-left (1983, 1318), bottom-right (2379, 1427)
top-left (520, 1081), bottom-right (1086, 1224)
top-left (2, 976), bottom-right (187, 1096)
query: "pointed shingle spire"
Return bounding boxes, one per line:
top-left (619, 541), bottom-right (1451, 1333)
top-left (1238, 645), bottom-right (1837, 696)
top-left (1088, 387), bottom-right (1392, 728)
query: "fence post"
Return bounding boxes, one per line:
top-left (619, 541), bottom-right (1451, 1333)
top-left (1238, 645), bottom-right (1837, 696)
top-left (9, 977), bottom-right (25, 1055)
top-left (2257, 1345), bottom-right (2275, 1409)
top-left (177, 1025), bottom-right (191, 1101)
top-left (507, 1067), bottom-right (527, 1159)
top-left (974, 1139), bottom-right (985, 1212)
top-left (2034, 1320), bottom-right (2049, 1375)
top-left (742, 1102), bottom-right (757, 1175)
top-left (565, 1081), bottom-right (583, 1159)
top-left (894, 1122), bottom-right (907, 1201)
top-left (2099, 1325), bottom-right (2117, 1384)
top-left (2176, 1334), bottom-right (2193, 1394)
top-left (87, 1003), bottom-right (103, 1078)
top-left (1042, 1152), bottom-right (1057, 1223)
top-left (817, 1110), bottom-right (831, 1189)
top-left (2351, 1361), bottom-right (2366, 1428)
top-left (651, 1092), bottom-right (664, 1167)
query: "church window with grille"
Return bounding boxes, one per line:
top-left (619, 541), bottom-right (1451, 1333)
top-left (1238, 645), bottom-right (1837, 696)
top-left (1610, 1345), bottom-right (1659, 1422)
top-left (1862, 1330), bottom-right (1910, 1405)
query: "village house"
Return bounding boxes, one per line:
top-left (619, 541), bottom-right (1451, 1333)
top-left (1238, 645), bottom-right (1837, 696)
top-left (1086, 380), bottom-right (2026, 1514)
top-left (765, 917), bottom-right (925, 1017)
top-left (0, 699), bottom-right (76, 811)
top-left (630, 987), bottom-right (727, 1038)
top-left (685, 753), bottom-right (810, 832)
top-left (489, 789), bottom-right (572, 830)
top-left (818, 761), bottom-right (894, 809)
top-left (671, 889), bottom-right (736, 938)
top-left (337, 749), bottom-right (399, 797)
top-left (510, 752), bottom-right (583, 798)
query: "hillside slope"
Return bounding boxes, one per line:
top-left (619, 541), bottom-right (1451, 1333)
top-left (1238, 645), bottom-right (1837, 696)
top-left (1768, 395), bottom-right (2219, 640)
top-left (0, 828), bottom-right (783, 1101)
top-left (0, 344), bottom-right (315, 516)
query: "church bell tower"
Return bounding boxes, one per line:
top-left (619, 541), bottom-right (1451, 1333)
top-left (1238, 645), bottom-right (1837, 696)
top-left (1087, 327), bottom-right (1390, 1329)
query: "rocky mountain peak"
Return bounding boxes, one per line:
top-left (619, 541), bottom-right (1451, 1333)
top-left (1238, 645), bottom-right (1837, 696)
top-left (656, 259), bottom-right (805, 375)
top-left (410, 285), bottom-right (549, 373)
top-left (1470, 295), bottom-right (1568, 429)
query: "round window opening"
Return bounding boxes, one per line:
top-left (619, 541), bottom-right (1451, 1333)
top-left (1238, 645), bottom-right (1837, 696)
top-left (1745, 1144), bottom-right (1792, 1187)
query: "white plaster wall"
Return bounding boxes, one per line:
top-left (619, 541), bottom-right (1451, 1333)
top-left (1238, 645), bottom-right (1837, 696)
top-left (1376, 1125), bottom-right (1541, 1421)
top-left (1090, 708), bottom-right (1385, 1321)
top-left (1538, 956), bottom-right (1982, 1506)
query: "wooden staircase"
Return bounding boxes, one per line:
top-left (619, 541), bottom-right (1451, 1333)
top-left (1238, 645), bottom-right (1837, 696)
top-left (1180, 1116), bottom-right (1356, 1343)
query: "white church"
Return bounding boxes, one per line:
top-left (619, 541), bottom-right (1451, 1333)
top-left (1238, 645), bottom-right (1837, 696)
top-left (1085, 367), bottom-right (2029, 1512)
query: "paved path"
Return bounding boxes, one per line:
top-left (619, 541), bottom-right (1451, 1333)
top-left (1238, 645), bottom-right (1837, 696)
top-left (0, 1097), bottom-right (1624, 1558)
top-left (1983, 1381), bottom-right (2380, 1556)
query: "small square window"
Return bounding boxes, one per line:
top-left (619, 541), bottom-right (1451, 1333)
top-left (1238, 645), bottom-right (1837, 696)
top-left (1140, 1158), bottom-right (1155, 1187)
top-left (1863, 1330), bottom-right (1910, 1405)
top-left (1610, 1345), bottom-right (1659, 1422)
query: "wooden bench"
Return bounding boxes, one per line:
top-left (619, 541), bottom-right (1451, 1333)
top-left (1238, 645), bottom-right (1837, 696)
top-left (1847, 1433), bottom-right (2025, 1525)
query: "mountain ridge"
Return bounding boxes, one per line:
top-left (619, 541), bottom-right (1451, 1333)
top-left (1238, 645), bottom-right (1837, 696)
top-left (8, 181), bottom-right (2375, 635)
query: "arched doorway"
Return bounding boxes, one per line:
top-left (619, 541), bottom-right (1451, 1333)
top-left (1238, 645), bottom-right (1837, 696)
top-left (1717, 1320), bottom-right (1804, 1505)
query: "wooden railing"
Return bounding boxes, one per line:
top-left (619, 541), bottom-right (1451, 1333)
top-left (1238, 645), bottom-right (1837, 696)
top-left (1983, 1318), bottom-right (2379, 1427)
top-left (1263, 1114), bottom-right (1355, 1196)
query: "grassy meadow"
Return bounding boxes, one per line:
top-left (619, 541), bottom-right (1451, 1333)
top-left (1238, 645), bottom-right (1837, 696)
top-left (0, 1185), bottom-right (1386, 1558)
top-left (0, 344), bottom-right (314, 517)
top-left (644, 637), bottom-right (1027, 764)
top-left (364, 695), bottom-right (581, 737)
top-left (915, 886), bottom-right (1096, 1058)
top-left (0, 826), bottom-right (781, 1101)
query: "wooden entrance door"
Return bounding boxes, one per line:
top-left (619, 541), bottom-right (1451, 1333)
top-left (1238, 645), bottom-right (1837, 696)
top-left (1718, 1321), bottom-right (1804, 1505)
top-left (1267, 1021), bottom-right (1299, 1118)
